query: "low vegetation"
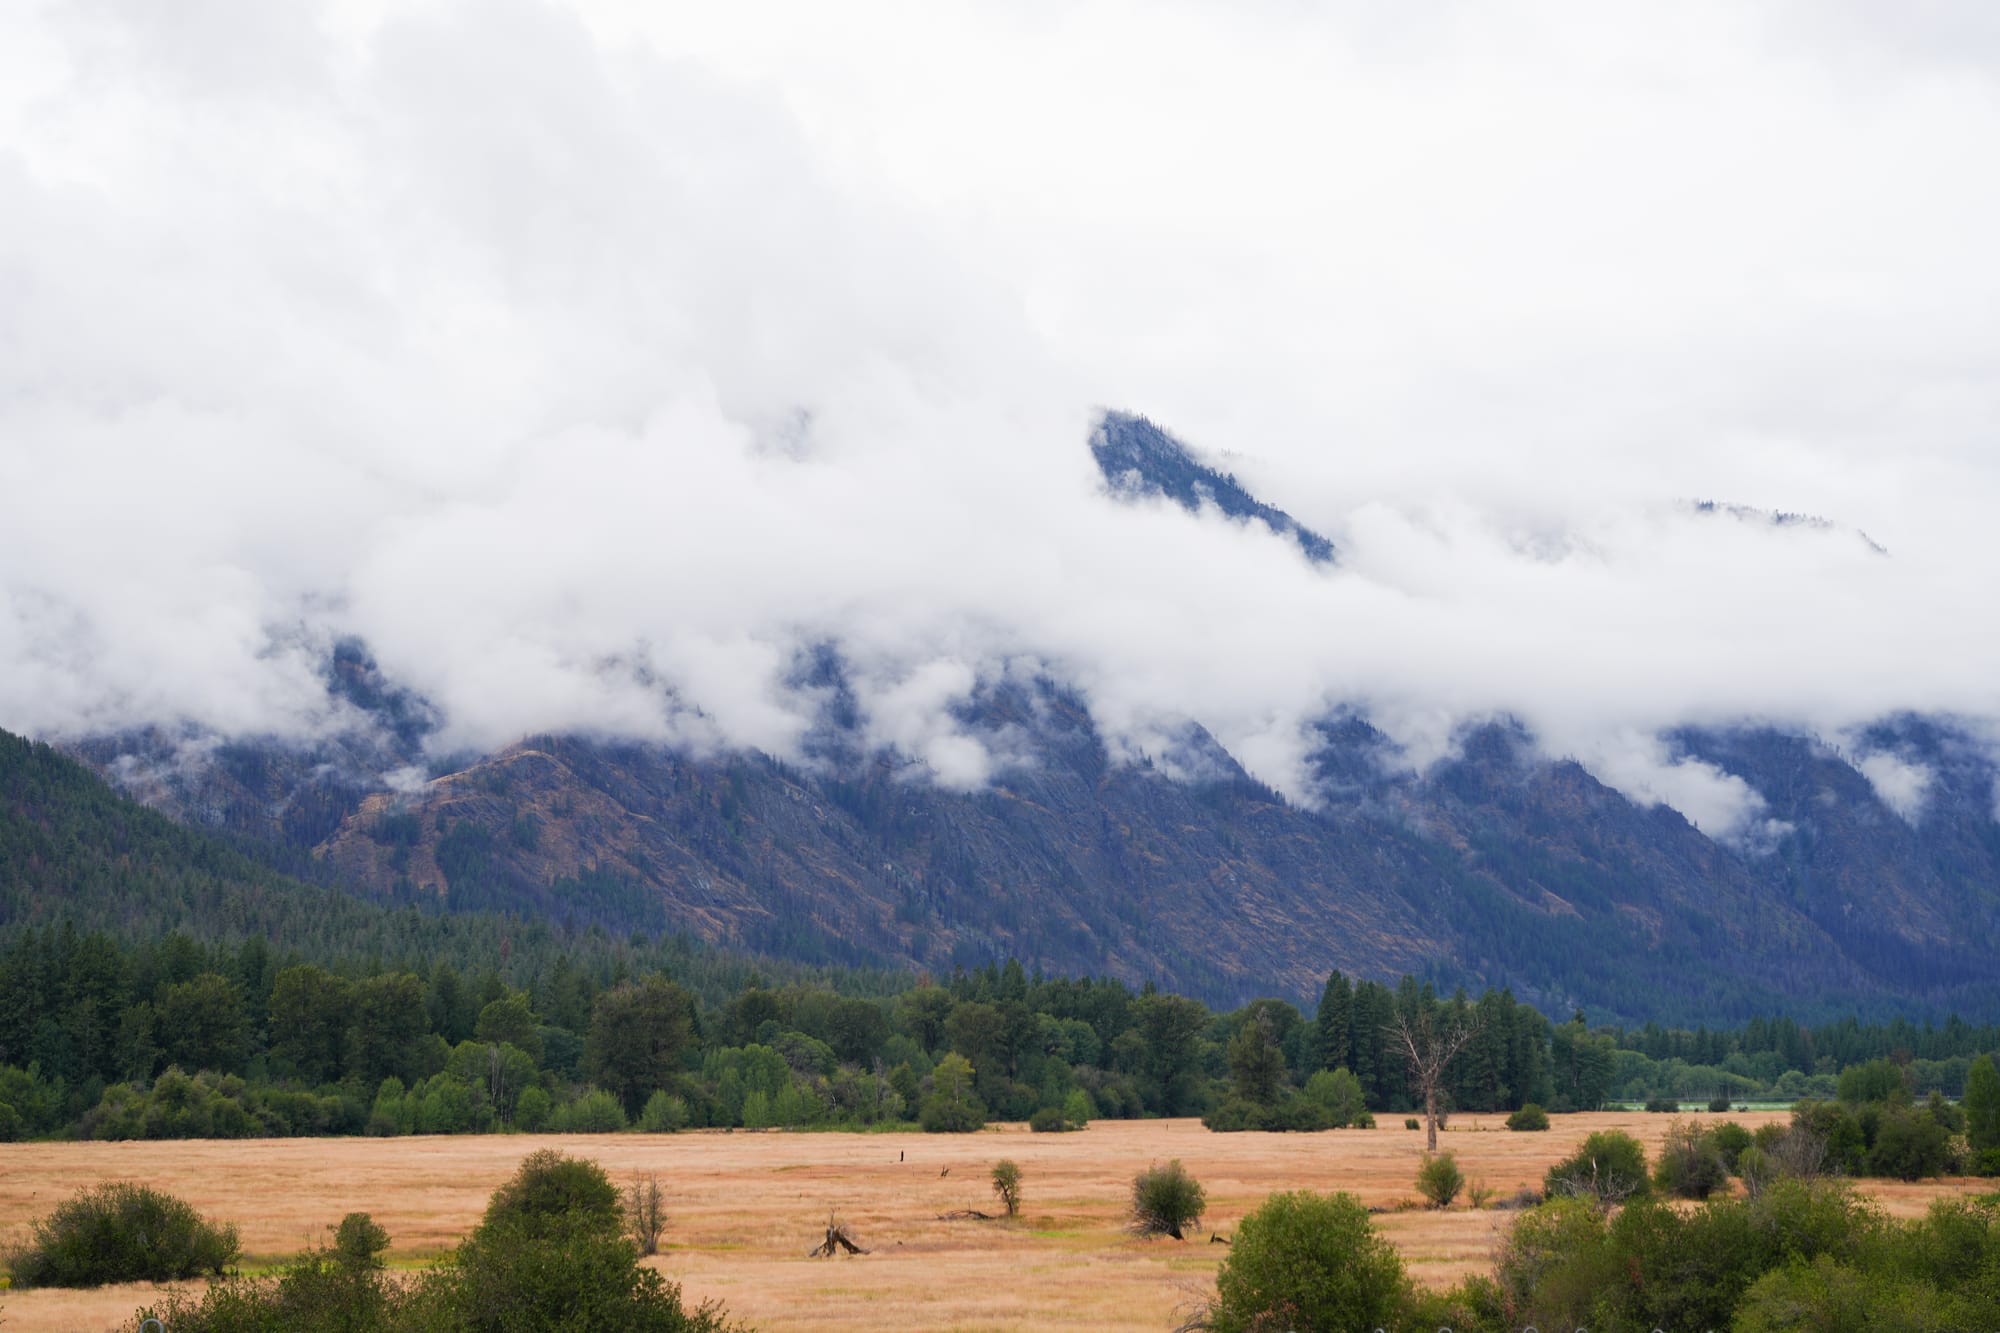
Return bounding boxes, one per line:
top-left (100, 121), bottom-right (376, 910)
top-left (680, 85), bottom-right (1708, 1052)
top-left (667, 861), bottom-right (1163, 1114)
top-left (1131, 1160), bottom-right (1204, 1240)
top-left (4, 1182), bottom-right (238, 1287)
top-left (1197, 1191), bottom-right (1410, 1333)
top-left (1188, 1178), bottom-right (2000, 1333)
top-left (990, 1159), bottom-right (1022, 1217)
top-left (1415, 1151), bottom-right (1464, 1208)
top-left (136, 1150), bottom-right (742, 1333)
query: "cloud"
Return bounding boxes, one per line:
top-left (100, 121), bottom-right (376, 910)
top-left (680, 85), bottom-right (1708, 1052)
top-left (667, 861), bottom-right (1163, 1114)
top-left (4, 0), bottom-right (2000, 834)
top-left (1855, 751), bottom-right (1935, 823)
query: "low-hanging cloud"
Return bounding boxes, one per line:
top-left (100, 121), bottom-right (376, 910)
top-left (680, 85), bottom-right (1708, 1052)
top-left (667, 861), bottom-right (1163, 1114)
top-left (5, 0), bottom-right (2000, 845)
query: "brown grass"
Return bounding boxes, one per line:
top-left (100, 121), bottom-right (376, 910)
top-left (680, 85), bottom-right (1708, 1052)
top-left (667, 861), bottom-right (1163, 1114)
top-left (0, 1112), bottom-right (1985, 1332)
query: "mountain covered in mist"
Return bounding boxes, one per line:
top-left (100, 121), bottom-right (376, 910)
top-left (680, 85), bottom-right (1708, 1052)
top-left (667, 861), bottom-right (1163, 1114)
top-left (39, 415), bottom-right (2000, 1024)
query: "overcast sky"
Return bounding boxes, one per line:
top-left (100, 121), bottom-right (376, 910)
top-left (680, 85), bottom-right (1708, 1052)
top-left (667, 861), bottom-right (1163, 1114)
top-left (3, 0), bottom-right (1998, 841)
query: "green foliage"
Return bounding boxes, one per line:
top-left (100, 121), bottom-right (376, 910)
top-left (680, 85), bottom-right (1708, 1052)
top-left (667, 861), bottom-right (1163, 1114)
top-left (1545, 1129), bottom-right (1650, 1203)
top-left (551, 1088), bottom-right (629, 1133)
top-left (5, 1182), bottom-right (239, 1287)
top-left (1027, 1106), bottom-right (1074, 1133)
top-left (1225, 1009), bottom-right (1286, 1106)
top-left (1505, 1102), bottom-right (1550, 1131)
top-left (990, 1159), bottom-right (1023, 1217)
top-left (640, 1090), bottom-right (691, 1133)
top-left (1734, 1254), bottom-right (1948, 1332)
top-left (919, 1051), bottom-right (984, 1132)
top-left (1131, 1160), bottom-right (1205, 1240)
top-left (1655, 1118), bottom-right (1731, 1199)
top-left (1711, 1119), bottom-right (1755, 1172)
top-left (1206, 1191), bottom-right (1412, 1333)
top-left (1300, 1067), bottom-right (1366, 1126)
top-left (1965, 1054), bottom-right (2000, 1156)
top-left (584, 976), bottom-right (697, 1117)
top-left (1201, 1092), bottom-right (1334, 1133)
top-left (1416, 1151), bottom-right (1464, 1208)
top-left (445, 1152), bottom-right (739, 1333)
top-left (1643, 1094), bottom-right (1680, 1113)
top-left (142, 1161), bottom-right (741, 1333)
top-left (1837, 1057), bottom-right (1909, 1105)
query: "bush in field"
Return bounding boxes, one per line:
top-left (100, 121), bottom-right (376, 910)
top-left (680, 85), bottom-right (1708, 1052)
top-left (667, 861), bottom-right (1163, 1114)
top-left (1545, 1130), bottom-right (1650, 1204)
top-left (139, 1214), bottom-right (393, 1332)
top-left (1710, 1120), bottom-right (1754, 1173)
top-left (640, 1091), bottom-right (690, 1134)
top-left (991, 1160), bottom-right (1023, 1217)
top-left (1416, 1151), bottom-right (1464, 1208)
top-left (1028, 1106), bottom-right (1074, 1132)
top-left (1131, 1160), bottom-right (1205, 1239)
top-left (1506, 1103), bottom-right (1550, 1131)
top-left (6, 1182), bottom-right (239, 1287)
top-left (137, 1159), bottom-right (744, 1333)
top-left (1644, 1095), bottom-right (1680, 1113)
top-left (444, 1150), bottom-right (740, 1332)
top-left (1301, 1067), bottom-right (1368, 1126)
top-left (1656, 1119), bottom-right (1731, 1199)
top-left (1205, 1191), bottom-right (1412, 1333)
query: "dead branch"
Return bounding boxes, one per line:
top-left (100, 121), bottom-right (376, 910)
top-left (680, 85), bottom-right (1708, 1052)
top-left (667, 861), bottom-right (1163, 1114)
top-left (806, 1214), bottom-right (871, 1257)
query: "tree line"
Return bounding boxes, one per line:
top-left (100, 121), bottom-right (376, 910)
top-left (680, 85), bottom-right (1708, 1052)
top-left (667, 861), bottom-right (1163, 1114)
top-left (5, 919), bottom-right (1998, 1147)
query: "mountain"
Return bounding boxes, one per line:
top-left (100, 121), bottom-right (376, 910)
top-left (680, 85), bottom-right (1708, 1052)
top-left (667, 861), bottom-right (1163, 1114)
top-left (1091, 411), bottom-right (1335, 564)
top-left (43, 417), bottom-right (2000, 1024)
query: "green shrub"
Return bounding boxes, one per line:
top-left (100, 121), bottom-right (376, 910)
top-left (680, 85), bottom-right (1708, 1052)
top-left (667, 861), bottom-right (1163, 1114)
top-left (552, 1088), bottom-right (628, 1133)
top-left (1417, 1151), bottom-right (1464, 1208)
top-left (639, 1091), bottom-right (690, 1134)
top-left (514, 1084), bottom-right (552, 1131)
top-left (445, 1150), bottom-right (740, 1332)
top-left (1403, 1117), bottom-right (1421, 1131)
top-left (1734, 1254), bottom-right (1947, 1332)
top-left (1656, 1119), bottom-right (1730, 1199)
top-left (1506, 1103), bottom-right (1550, 1131)
top-left (1545, 1130), bottom-right (1650, 1203)
top-left (1028, 1106), bottom-right (1076, 1133)
top-left (918, 1091), bottom-right (985, 1133)
top-left (1644, 1095), bottom-right (1680, 1113)
top-left (1131, 1160), bottom-right (1205, 1239)
top-left (991, 1159), bottom-right (1022, 1217)
top-left (1301, 1067), bottom-right (1367, 1126)
top-left (5, 1182), bottom-right (239, 1287)
top-left (1492, 1197), bottom-right (1612, 1328)
top-left (1711, 1119), bottom-right (1755, 1173)
top-left (1867, 1105), bottom-right (1953, 1180)
top-left (1061, 1087), bottom-right (1093, 1128)
top-left (1206, 1191), bottom-right (1412, 1333)
top-left (1710, 1095), bottom-right (1733, 1113)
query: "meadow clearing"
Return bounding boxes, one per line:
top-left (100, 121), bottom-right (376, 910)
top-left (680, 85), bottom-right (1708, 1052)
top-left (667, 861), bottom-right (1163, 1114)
top-left (1, 1111), bottom-right (1985, 1332)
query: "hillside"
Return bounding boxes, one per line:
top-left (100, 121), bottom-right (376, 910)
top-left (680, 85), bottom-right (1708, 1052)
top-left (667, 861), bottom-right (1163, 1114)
top-left (277, 678), bottom-right (1992, 1023)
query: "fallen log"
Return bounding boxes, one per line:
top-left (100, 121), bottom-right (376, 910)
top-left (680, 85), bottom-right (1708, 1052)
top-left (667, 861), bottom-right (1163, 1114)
top-left (936, 1209), bottom-right (1000, 1221)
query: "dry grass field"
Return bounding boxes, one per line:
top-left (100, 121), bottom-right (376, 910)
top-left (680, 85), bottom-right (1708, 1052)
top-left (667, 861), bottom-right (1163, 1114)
top-left (2, 1112), bottom-right (1987, 1332)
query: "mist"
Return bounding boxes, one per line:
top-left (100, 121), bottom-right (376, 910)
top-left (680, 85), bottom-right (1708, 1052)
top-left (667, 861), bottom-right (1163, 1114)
top-left (4, 0), bottom-right (2000, 841)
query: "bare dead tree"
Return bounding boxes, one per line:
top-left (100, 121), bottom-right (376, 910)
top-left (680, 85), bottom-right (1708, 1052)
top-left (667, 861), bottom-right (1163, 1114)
top-left (625, 1174), bottom-right (667, 1257)
top-left (1388, 1008), bottom-right (1480, 1152)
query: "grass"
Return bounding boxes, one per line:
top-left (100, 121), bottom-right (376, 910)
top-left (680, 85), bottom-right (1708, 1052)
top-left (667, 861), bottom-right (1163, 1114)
top-left (0, 1110), bottom-right (1972, 1333)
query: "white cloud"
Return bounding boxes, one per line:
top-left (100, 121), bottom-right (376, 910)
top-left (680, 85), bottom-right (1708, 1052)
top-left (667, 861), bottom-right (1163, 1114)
top-left (3, 1), bottom-right (2000, 834)
top-left (1856, 751), bottom-right (1935, 823)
